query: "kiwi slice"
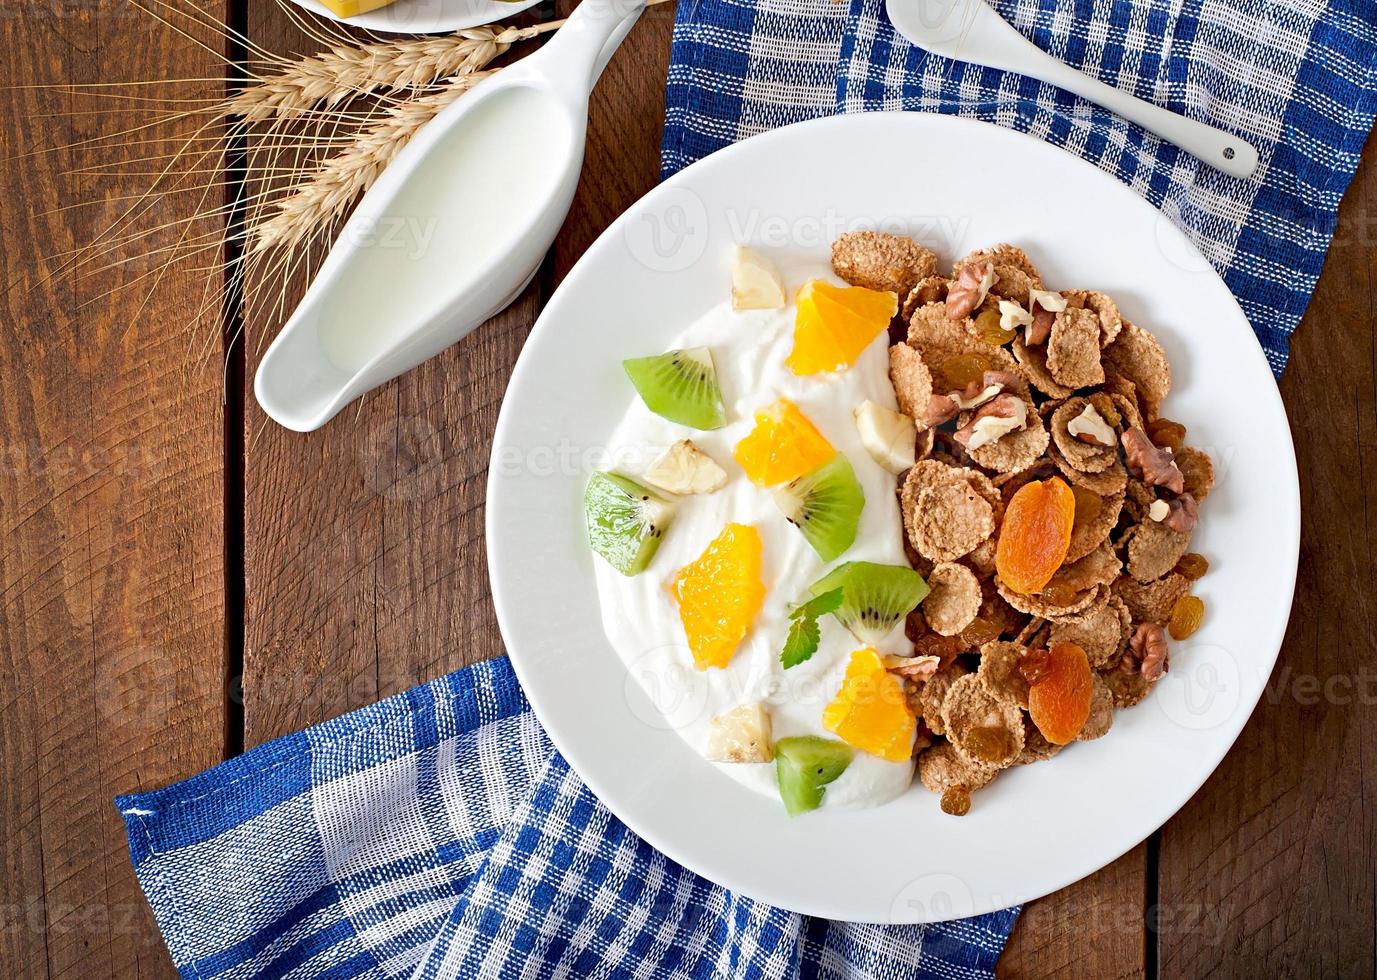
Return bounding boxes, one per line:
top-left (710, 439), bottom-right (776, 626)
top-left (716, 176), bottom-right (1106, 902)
top-left (808, 561), bottom-right (929, 645)
top-left (775, 736), bottom-right (854, 816)
top-left (584, 472), bottom-right (676, 576)
top-left (772, 454), bottom-right (864, 562)
top-left (623, 348), bottom-right (727, 430)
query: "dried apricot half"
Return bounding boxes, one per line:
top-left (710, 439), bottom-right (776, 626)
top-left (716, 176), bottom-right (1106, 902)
top-left (1027, 642), bottom-right (1093, 744)
top-left (995, 476), bottom-right (1075, 594)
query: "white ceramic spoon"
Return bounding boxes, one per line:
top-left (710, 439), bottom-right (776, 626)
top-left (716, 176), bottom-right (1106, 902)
top-left (886, 0), bottom-right (1259, 179)
top-left (255, 0), bottom-right (645, 432)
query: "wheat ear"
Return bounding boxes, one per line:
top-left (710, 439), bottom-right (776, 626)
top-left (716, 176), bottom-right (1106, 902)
top-left (230, 25), bottom-right (545, 124)
top-left (249, 71), bottom-right (492, 254)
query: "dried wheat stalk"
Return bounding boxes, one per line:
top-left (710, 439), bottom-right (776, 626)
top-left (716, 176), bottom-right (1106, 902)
top-left (249, 71), bottom-right (493, 253)
top-left (230, 24), bottom-right (544, 124)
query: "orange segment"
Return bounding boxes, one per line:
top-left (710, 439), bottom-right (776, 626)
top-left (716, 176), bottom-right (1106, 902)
top-left (672, 523), bottom-right (765, 670)
top-left (733, 398), bottom-right (835, 486)
top-left (821, 648), bottom-right (916, 762)
top-left (787, 279), bottom-right (898, 375)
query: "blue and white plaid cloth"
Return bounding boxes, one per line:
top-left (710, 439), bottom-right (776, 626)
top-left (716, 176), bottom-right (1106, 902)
top-left (118, 658), bottom-right (1017, 978)
top-left (663, 0), bottom-right (1377, 376)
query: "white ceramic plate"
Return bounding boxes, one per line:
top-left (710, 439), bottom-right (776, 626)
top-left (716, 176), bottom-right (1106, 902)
top-left (288, 0), bottom-right (540, 34)
top-left (486, 113), bottom-right (1300, 923)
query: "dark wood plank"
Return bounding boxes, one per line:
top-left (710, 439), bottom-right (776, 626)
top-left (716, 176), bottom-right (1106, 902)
top-left (1156, 131), bottom-right (1377, 978)
top-left (998, 847), bottom-right (1148, 979)
top-left (0, 2), bottom-right (230, 976)
top-left (239, 4), bottom-right (548, 744)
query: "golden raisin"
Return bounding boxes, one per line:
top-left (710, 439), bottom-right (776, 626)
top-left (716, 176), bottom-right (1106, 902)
top-left (940, 786), bottom-right (972, 816)
top-left (973, 308), bottom-right (1016, 346)
top-left (958, 615), bottom-right (1002, 649)
top-left (935, 352), bottom-right (994, 391)
top-left (1018, 647), bottom-right (1052, 685)
top-left (1088, 392), bottom-right (1121, 428)
top-left (914, 632), bottom-right (963, 666)
top-left (1168, 595), bottom-right (1205, 640)
top-left (1072, 486), bottom-right (1103, 528)
top-left (1175, 553), bottom-right (1210, 580)
top-left (1038, 580), bottom-right (1082, 607)
top-left (965, 725), bottom-right (1017, 764)
top-left (1147, 418), bottom-right (1187, 451)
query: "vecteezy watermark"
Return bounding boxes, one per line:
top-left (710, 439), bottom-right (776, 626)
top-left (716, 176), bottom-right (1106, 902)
top-left (619, 183), bottom-right (974, 273)
top-left (339, 215), bottom-right (441, 263)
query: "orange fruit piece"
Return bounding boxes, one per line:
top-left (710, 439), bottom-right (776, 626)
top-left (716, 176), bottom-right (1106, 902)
top-left (733, 398), bottom-right (836, 486)
top-left (996, 477), bottom-right (1075, 594)
top-left (821, 648), bottom-right (916, 762)
top-left (787, 279), bottom-right (898, 375)
top-left (1027, 642), bottom-right (1093, 744)
top-left (672, 523), bottom-right (765, 670)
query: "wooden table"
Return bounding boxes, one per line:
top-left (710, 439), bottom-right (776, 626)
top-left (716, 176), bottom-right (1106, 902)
top-left (1, 2), bottom-right (1373, 976)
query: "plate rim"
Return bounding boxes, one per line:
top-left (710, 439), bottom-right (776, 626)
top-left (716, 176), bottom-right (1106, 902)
top-left (486, 111), bottom-right (1301, 922)
top-left (286, 0), bottom-right (543, 34)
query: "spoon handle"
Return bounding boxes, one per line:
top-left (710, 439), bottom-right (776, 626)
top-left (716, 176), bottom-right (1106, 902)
top-left (1032, 54), bottom-right (1259, 179)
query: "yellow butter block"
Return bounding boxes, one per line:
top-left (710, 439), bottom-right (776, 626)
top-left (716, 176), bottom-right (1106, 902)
top-left (316, 0), bottom-right (401, 17)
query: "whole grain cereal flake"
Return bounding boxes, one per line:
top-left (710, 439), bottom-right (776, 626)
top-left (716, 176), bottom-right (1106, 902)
top-left (1174, 445), bottom-right (1215, 500)
top-left (901, 276), bottom-right (950, 320)
top-left (889, 343), bottom-right (934, 422)
top-left (1062, 289), bottom-right (1123, 347)
top-left (941, 674), bottom-right (1026, 770)
top-left (1103, 321), bottom-right (1171, 419)
top-left (923, 562), bottom-right (983, 636)
top-left (902, 460), bottom-right (997, 563)
top-left (915, 661), bottom-right (968, 737)
top-left (918, 741), bottom-right (997, 795)
top-left (1046, 307), bottom-right (1107, 389)
top-left (1112, 573), bottom-right (1190, 626)
top-left (1049, 596), bottom-right (1131, 669)
top-left (1101, 663), bottom-right (1154, 708)
top-left (1064, 487), bottom-right (1124, 563)
top-left (1015, 715), bottom-right (1063, 765)
top-left (1012, 333), bottom-right (1075, 398)
top-left (1125, 520), bottom-right (1192, 583)
top-left (1076, 673), bottom-right (1115, 741)
top-left (966, 394), bottom-right (1051, 475)
top-left (832, 230), bottom-right (939, 296)
top-left (976, 640), bottom-right (1031, 709)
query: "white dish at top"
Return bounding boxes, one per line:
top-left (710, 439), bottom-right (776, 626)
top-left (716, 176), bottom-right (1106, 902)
top-left (288, 0), bottom-right (541, 34)
top-left (486, 112), bottom-right (1299, 922)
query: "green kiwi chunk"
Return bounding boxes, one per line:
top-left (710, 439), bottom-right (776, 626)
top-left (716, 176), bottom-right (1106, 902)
top-left (808, 561), bottom-right (929, 645)
top-left (622, 347), bottom-right (727, 430)
top-left (775, 736), bottom-right (854, 816)
top-left (584, 472), bottom-right (675, 575)
top-left (772, 454), bottom-right (864, 562)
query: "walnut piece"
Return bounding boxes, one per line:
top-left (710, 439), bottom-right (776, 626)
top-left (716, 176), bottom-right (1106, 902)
top-left (998, 299), bottom-right (1032, 334)
top-left (1162, 493), bottom-right (1199, 533)
top-left (1122, 427), bottom-right (1185, 494)
top-left (1129, 622), bottom-right (1170, 681)
top-left (954, 394), bottom-right (1028, 451)
top-left (945, 259), bottom-right (994, 319)
top-left (1026, 288), bottom-right (1066, 345)
top-left (1066, 402), bottom-right (1117, 447)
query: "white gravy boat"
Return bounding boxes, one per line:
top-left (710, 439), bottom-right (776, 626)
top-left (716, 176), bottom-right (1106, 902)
top-left (255, 0), bottom-right (646, 432)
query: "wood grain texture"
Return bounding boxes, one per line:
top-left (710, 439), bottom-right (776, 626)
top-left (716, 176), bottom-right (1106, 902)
top-left (1156, 130), bottom-right (1377, 979)
top-left (239, 3), bottom-right (545, 746)
top-left (0, 2), bottom-right (229, 977)
top-left (998, 847), bottom-right (1148, 979)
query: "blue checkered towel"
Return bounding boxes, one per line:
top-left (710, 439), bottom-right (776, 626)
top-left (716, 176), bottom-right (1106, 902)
top-left (663, 0), bottom-right (1377, 376)
top-left (118, 657), bottom-right (1018, 978)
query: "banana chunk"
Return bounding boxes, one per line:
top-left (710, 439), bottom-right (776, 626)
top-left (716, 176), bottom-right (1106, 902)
top-left (644, 439), bottom-right (728, 495)
top-left (706, 703), bottom-right (774, 763)
top-left (731, 246), bottom-right (787, 311)
top-left (853, 400), bottom-right (917, 474)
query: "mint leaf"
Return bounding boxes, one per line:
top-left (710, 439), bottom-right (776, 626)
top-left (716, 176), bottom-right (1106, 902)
top-left (780, 588), bottom-right (843, 668)
top-left (780, 615), bottom-right (821, 669)
top-left (789, 587), bottom-right (843, 622)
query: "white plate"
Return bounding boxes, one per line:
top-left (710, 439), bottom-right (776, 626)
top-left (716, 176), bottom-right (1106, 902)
top-left (288, 0), bottom-right (540, 34)
top-left (486, 112), bottom-right (1300, 923)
